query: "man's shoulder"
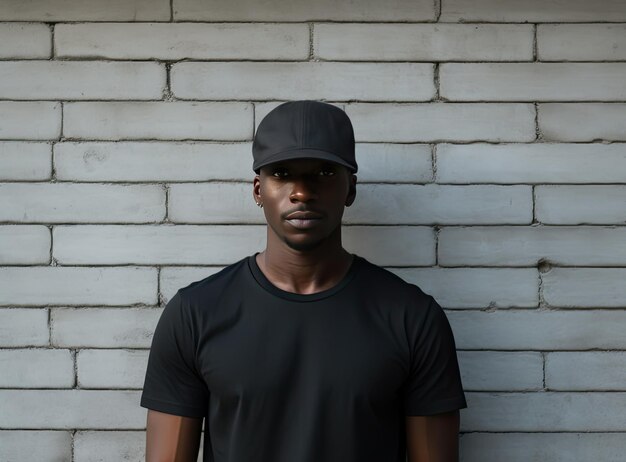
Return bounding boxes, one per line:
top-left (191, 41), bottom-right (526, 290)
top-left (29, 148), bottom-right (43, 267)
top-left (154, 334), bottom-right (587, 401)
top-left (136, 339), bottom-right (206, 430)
top-left (177, 255), bottom-right (251, 301)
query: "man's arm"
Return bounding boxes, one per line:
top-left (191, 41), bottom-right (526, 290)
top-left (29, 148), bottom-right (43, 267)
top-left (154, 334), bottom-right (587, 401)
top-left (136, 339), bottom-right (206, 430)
top-left (146, 409), bottom-right (203, 462)
top-left (405, 410), bottom-right (460, 462)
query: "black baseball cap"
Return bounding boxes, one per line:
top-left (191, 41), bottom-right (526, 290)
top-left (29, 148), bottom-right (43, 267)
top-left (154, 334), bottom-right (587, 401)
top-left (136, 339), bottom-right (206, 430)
top-left (252, 100), bottom-right (358, 173)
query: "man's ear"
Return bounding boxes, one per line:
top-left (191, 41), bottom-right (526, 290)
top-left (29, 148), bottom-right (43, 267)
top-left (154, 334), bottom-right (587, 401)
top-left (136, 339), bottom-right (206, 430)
top-left (345, 174), bottom-right (357, 207)
top-left (253, 175), bottom-right (261, 204)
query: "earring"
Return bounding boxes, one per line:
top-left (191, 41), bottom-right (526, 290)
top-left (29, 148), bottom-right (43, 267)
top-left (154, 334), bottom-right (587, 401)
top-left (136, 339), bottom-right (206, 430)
top-left (256, 202), bottom-right (263, 208)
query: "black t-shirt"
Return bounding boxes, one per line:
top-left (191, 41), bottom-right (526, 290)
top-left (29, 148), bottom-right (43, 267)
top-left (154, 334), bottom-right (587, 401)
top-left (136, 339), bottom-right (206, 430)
top-left (141, 254), bottom-right (467, 462)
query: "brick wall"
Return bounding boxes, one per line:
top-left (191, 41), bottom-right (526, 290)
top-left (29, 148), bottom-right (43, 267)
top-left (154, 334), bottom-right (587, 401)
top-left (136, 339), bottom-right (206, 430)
top-left (1, 0), bottom-right (626, 460)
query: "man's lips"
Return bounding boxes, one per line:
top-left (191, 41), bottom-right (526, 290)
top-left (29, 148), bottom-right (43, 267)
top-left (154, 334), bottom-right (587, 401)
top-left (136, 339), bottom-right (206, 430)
top-left (284, 210), bottom-right (324, 229)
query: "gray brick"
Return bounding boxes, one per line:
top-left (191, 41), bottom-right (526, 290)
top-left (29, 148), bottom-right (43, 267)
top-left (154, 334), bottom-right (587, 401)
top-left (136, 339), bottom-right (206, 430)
top-left (356, 144), bottom-right (432, 183)
top-left (54, 142), bottom-right (252, 182)
top-left (543, 268), bottom-right (626, 308)
top-left (0, 0), bottom-right (169, 21)
top-left (78, 349), bottom-right (149, 389)
top-left (0, 142), bottom-right (51, 180)
top-left (160, 267), bottom-right (224, 302)
top-left (0, 225), bottom-right (50, 264)
top-left (539, 103), bottom-right (626, 141)
top-left (0, 390), bottom-right (144, 429)
top-left (390, 268), bottom-right (538, 308)
top-left (0, 23), bottom-right (51, 58)
top-left (440, 0), bottom-right (626, 22)
top-left (0, 349), bottom-right (73, 388)
top-left (64, 102), bottom-right (253, 141)
top-left (463, 392), bottom-right (626, 431)
top-left (74, 431), bottom-right (144, 462)
top-left (440, 63), bottom-right (626, 101)
top-left (173, 0), bottom-right (435, 21)
top-left (460, 433), bottom-right (626, 462)
top-left (458, 351), bottom-right (543, 391)
top-left (53, 225), bottom-right (265, 265)
top-left (0, 267), bottom-right (157, 306)
top-left (0, 431), bottom-right (71, 462)
top-left (314, 24), bottom-right (533, 61)
top-left (437, 143), bottom-right (626, 184)
top-left (0, 308), bottom-right (49, 347)
top-left (0, 61), bottom-right (164, 100)
top-left (51, 308), bottom-right (161, 348)
top-left (0, 102), bottom-right (61, 140)
top-left (439, 226), bottom-right (626, 266)
top-left (536, 186), bottom-right (626, 224)
top-left (56, 23), bottom-right (309, 60)
top-left (345, 104), bottom-right (535, 142)
top-left (0, 183), bottom-right (165, 223)
top-left (538, 24), bottom-right (626, 61)
top-left (546, 352), bottom-right (626, 391)
top-left (448, 310), bottom-right (626, 350)
top-left (344, 184), bottom-right (532, 225)
top-left (171, 62), bottom-right (435, 101)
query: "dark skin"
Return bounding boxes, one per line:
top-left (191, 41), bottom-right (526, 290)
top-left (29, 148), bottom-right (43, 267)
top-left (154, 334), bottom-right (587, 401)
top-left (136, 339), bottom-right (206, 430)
top-left (145, 158), bottom-right (460, 462)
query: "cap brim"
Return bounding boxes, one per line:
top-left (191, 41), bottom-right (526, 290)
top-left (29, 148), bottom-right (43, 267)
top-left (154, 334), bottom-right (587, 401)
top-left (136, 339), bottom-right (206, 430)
top-left (253, 148), bottom-right (357, 173)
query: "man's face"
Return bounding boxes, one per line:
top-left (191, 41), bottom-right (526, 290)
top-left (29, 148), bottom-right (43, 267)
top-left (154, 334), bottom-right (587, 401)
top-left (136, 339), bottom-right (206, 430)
top-left (253, 158), bottom-right (357, 252)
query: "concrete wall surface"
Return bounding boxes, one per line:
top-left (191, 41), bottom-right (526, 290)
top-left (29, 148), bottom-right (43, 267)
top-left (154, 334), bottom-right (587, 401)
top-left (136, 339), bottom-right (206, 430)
top-left (1, 0), bottom-right (625, 460)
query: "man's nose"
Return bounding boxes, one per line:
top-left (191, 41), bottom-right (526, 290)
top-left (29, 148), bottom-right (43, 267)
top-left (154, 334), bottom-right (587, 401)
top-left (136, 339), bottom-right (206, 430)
top-left (289, 176), bottom-right (318, 203)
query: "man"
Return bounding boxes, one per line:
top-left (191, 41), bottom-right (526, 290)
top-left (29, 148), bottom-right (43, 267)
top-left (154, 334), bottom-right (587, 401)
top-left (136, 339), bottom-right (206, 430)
top-left (141, 100), bottom-right (467, 462)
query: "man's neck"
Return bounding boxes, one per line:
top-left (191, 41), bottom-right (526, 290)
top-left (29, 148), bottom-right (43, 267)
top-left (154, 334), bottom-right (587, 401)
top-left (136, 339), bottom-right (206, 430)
top-left (256, 236), bottom-right (354, 295)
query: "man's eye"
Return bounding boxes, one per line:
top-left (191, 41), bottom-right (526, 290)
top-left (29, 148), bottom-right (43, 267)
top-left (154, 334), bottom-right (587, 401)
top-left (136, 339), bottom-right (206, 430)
top-left (319, 168), bottom-right (335, 176)
top-left (272, 169), bottom-right (289, 177)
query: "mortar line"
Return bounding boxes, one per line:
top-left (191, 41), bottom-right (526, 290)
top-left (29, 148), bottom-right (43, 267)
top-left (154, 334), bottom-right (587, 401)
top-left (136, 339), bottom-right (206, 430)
top-left (49, 23), bottom-right (56, 59)
top-left (308, 23), bottom-right (314, 60)
top-left (533, 24), bottom-right (538, 61)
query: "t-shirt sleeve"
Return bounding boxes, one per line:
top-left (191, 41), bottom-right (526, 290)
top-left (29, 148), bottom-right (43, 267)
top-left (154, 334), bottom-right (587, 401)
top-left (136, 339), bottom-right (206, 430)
top-left (403, 294), bottom-right (467, 416)
top-left (140, 290), bottom-right (209, 418)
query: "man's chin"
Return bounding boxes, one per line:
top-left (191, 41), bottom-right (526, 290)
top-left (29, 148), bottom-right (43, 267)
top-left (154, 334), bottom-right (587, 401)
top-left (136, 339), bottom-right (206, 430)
top-left (283, 237), bottom-right (324, 253)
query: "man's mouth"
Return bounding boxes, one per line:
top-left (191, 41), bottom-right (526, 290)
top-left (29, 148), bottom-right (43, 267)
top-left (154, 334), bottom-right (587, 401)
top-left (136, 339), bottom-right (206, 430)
top-left (284, 211), bottom-right (324, 229)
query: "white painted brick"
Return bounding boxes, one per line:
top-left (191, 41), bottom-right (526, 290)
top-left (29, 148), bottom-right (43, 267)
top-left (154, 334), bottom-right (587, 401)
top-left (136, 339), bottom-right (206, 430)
top-left (74, 431), bottom-right (145, 462)
top-left (0, 0), bottom-right (169, 21)
top-left (168, 183), bottom-right (266, 223)
top-left (546, 352), bottom-right (626, 391)
top-left (539, 103), bottom-right (626, 141)
top-left (0, 309), bottom-right (49, 346)
top-left (440, 63), bottom-right (626, 101)
top-left (174, 0), bottom-right (435, 21)
top-left (0, 349), bottom-right (73, 388)
top-left (543, 268), bottom-right (626, 308)
top-left (0, 61), bottom-right (164, 100)
top-left (538, 24), bottom-right (626, 61)
top-left (0, 431), bottom-right (71, 462)
top-left (64, 102), bottom-right (253, 141)
top-left (460, 433), bottom-right (626, 462)
top-left (390, 268), bottom-right (538, 308)
top-left (0, 390), bottom-right (143, 429)
top-left (437, 143), bottom-right (626, 184)
top-left (78, 349), bottom-right (148, 389)
top-left (52, 308), bottom-right (161, 348)
top-left (56, 23), bottom-right (309, 60)
top-left (314, 24), bottom-right (533, 61)
top-left (0, 23), bottom-right (51, 58)
top-left (440, 0), bottom-right (626, 22)
top-left (439, 226), bottom-right (626, 266)
top-left (54, 224), bottom-right (434, 266)
top-left (344, 184), bottom-right (532, 225)
top-left (0, 183), bottom-right (165, 223)
top-left (345, 104), bottom-right (535, 142)
top-left (0, 225), bottom-right (50, 264)
top-left (448, 310), bottom-right (626, 350)
top-left (160, 267), bottom-right (224, 302)
top-left (172, 62), bottom-right (435, 102)
top-left (0, 142), bottom-right (51, 180)
top-left (0, 267), bottom-right (157, 306)
top-left (53, 225), bottom-right (265, 265)
top-left (54, 142), bottom-right (252, 182)
top-left (536, 186), bottom-right (626, 224)
top-left (458, 351), bottom-right (543, 391)
top-left (343, 226), bottom-right (436, 266)
top-left (0, 102), bottom-right (60, 140)
top-left (356, 144), bottom-right (432, 183)
top-left (462, 392), bottom-right (626, 431)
